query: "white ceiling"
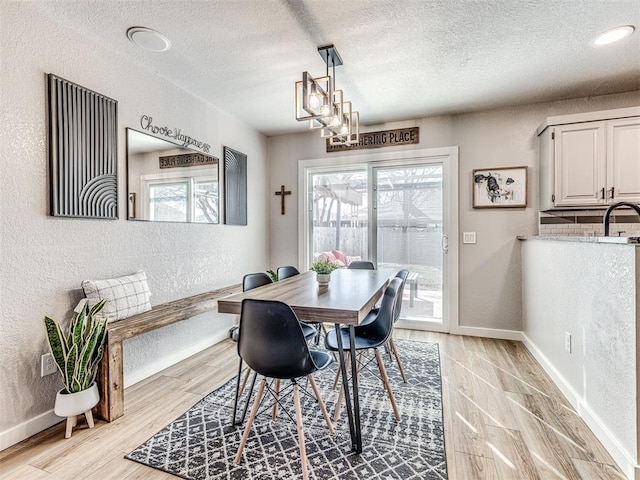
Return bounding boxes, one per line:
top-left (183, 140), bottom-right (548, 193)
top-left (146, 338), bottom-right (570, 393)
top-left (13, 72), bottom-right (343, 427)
top-left (32, 0), bottom-right (640, 136)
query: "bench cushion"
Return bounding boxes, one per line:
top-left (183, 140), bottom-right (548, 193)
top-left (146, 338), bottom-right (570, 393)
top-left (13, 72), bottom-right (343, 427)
top-left (82, 271), bottom-right (151, 322)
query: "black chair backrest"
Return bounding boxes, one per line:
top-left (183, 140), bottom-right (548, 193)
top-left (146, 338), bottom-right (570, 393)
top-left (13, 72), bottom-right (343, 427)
top-left (393, 269), bottom-right (409, 322)
top-left (357, 277), bottom-right (402, 345)
top-left (277, 265), bottom-right (300, 280)
top-left (238, 299), bottom-right (317, 379)
top-left (243, 272), bottom-right (272, 292)
top-left (348, 261), bottom-right (375, 270)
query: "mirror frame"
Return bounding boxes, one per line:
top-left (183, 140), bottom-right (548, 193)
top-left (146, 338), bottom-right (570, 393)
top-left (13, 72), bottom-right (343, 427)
top-left (126, 128), bottom-right (220, 224)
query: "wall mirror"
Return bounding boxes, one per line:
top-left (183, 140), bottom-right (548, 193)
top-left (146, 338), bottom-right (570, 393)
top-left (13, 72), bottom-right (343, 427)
top-left (126, 128), bottom-right (219, 223)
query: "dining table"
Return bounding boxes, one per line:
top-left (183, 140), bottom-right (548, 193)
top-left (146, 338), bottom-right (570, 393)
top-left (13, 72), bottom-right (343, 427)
top-left (217, 267), bottom-right (397, 453)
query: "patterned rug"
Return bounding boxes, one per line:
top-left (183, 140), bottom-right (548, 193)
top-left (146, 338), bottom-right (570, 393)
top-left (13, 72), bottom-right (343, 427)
top-left (126, 339), bottom-right (447, 479)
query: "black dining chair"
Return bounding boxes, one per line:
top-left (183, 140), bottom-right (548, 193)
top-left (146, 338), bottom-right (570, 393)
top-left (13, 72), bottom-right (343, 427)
top-left (325, 277), bottom-right (403, 421)
top-left (243, 272), bottom-right (272, 291)
top-left (232, 272), bottom-right (318, 426)
top-left (348, 260), bottom-right (375, 270)
top-left (276, 264), bottom-right (327, 343)
top-left (358, 269), bottom-right (409, 382)
top-left (276, 265), bottom-right (300, 280)
top-left (234, 299), bottom-right (335, 480)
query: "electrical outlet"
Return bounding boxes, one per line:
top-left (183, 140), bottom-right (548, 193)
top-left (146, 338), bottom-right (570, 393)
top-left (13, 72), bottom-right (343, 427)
top-left (564, 332), bottom-right (572, 354)
top-left (41, 353), bottom-right (57, 377)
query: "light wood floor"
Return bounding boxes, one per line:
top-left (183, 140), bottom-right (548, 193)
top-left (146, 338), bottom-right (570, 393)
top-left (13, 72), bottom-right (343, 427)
top-left (0, 330), bottom-right (626, 479)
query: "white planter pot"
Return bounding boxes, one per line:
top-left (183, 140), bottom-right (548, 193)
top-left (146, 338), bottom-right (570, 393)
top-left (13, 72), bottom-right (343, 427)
top-left (54, 383), bottom-right (100, 418)
top-left (316, 273), bottom-right (331, 285)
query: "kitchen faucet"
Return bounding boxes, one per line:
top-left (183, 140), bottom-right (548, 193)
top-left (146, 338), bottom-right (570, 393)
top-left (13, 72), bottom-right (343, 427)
top-left (603, 202), bottom-right (640, 236)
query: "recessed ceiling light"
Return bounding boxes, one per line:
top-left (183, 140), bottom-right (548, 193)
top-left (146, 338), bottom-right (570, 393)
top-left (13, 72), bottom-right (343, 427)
top-left (126, 27), bottom-right (171, 52)
top-left (593, 25), bottom-right (635, 46)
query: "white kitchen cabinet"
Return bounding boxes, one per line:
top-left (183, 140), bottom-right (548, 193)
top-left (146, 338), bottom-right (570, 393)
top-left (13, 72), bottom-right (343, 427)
top-left (537, 107), bottom-right (640, 210)
top-left (609, 117), bottom-right (640, 203)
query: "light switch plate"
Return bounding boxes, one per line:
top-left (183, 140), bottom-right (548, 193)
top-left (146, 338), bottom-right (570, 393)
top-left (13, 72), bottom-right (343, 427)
top-left (463, 232), bottom-right (477, 244)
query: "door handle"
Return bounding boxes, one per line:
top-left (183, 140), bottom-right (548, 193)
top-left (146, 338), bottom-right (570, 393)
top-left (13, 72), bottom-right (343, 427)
top-left (609, 187), bottom-right (615, 199)
top-left (442, 234), bottom-right (449, 254)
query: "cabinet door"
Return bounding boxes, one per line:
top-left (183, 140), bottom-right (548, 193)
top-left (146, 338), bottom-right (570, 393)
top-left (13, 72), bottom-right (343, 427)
top-left (608, 117), bottom-right (640, 203)
top-left (554, 122), bottom-right (606, 207)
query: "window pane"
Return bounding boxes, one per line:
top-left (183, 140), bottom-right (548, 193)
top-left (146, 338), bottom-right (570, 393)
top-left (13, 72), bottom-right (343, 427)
top-left (311, 170), bottom-right (368, 265)
top-left (375, 164), bottom-right (443, 322)
top-left (194, 181), bottom-right (219, 223)
top-left (149, 183), bottom-right (187, 222)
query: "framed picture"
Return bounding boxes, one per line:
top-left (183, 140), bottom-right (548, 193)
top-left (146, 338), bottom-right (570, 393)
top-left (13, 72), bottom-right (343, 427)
top-left (48, 74), bottom-right (118, 219)
top-left (223, 146), bottom-right (247, 225)
top-left (472, 166), bottom-right (527, 208)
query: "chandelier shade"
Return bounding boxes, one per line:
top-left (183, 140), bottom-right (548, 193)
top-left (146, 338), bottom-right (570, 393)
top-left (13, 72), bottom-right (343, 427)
top-left (295, 45), bottom-right (359, 146)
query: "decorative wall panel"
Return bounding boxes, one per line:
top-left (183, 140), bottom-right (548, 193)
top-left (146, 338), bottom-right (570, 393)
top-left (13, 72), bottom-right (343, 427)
top-left (48, 74), bottom-right (118, 218)
top-left (223, 146), bottom-right (247, 225)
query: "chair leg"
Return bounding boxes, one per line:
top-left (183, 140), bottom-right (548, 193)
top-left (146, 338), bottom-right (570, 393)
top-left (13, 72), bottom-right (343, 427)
top-left (386, 341), bottom-right (394, 361)
top-left (332, 353), bottom-right (350, 390)
top-left (232, 358), bottom-right (243, 425)
top-left (293, 383), bottom-right (309, 480)
top-left (235, 379), bottom-right (266, 464)
top-left (333, 382), bottom-right (345, 422)
top-left (272, 379), bottom-right (280, 420)
top-left (239, 370), bottom-right (258, 425)
top-left (357, 352), bottom-right (365, 373)
top-left (389, 335), bottom-right (407, 383)
top-left (238, 366), bottom-right (252, 396)
top-left (308, 375), bottom-right (334, 434)
top-left (375, 348), bottom-right (401, 421)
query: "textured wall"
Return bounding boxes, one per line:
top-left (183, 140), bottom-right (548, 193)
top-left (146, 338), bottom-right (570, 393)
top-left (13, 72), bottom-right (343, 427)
top-left (0, 3), bottom-right (268, 444)
top-left (267, 91), bottom-right (640, 333)
top-left (521, 239), bottom-right (637, 467)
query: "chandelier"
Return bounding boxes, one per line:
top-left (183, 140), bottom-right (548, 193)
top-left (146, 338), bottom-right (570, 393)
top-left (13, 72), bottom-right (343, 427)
top-left (295, 45), bottom-right (359, 146)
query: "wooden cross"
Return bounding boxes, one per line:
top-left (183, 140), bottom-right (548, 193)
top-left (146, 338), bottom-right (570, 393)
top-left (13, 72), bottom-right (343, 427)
top-left (275, 185), bottom-right (291, 215)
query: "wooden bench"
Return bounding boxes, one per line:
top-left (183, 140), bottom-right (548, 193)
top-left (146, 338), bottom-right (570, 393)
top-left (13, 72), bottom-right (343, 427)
top-left (406, 272), bottom-right (419, 307)
top-left (95, 284), bottom-right (241, 422)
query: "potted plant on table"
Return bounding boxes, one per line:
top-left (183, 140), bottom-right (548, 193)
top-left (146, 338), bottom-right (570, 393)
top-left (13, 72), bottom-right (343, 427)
top-left (44, 298), bottom-right (109, 438)
top-left (309, 260), bottom-right (339, 285)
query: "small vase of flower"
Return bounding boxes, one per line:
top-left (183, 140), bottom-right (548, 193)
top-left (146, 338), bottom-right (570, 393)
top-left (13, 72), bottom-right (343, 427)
top-left (309, 260), bottom-right (339, 285)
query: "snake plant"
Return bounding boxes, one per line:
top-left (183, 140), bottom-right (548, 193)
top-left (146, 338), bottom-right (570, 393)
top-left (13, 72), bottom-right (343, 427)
top-left (44, 299), bottom-right (109, 394)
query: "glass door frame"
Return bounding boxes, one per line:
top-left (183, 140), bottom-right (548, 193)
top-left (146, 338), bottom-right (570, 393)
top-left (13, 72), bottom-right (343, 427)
top-left (298, 146), bottom-right (458, 333)
top-left (370, 158), bottom-right (449, 333)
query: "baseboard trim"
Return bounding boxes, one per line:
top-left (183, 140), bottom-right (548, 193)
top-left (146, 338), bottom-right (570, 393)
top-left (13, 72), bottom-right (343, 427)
top-left (0, 409), bottom-right (62, 452)
top-left (125, 330), bottom-right (230, 388)
top-left (522, 333), bottom-right (638, 479)
top-left (450, 325), bottom-right (523, 341)
top-left (0, 333), bottom-right (230, 452)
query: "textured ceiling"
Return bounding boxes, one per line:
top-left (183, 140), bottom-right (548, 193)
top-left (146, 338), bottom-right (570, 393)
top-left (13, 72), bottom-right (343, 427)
top-left (31, 0), bottom-right (640, 136)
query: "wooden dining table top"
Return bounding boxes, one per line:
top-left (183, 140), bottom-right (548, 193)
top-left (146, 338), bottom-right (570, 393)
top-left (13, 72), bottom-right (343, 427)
top-left (218, 268), bottom-right (397, 325)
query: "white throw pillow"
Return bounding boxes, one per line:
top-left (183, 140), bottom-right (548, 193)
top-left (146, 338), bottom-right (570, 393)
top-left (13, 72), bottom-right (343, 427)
top-left (82, 271), bottom-right (152, 322)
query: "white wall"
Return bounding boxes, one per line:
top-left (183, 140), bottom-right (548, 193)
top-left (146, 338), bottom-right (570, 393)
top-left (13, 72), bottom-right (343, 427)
top-left (521, 239), bottom-right (639, 478)
top-left (267, 91), bottom-right (640, 333)
top-left (0, 3), bottom-right (269, 449)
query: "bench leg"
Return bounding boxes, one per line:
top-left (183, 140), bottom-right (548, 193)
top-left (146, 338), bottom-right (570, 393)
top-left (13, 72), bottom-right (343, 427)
top-left (95, 340), bottom-right (124, 422)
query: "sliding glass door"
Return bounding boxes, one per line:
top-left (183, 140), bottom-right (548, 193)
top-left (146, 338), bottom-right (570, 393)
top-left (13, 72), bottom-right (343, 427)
top-left (301, 147), bottom-right (457, 333)
top-left (372, 161), bottom-right (444, 328)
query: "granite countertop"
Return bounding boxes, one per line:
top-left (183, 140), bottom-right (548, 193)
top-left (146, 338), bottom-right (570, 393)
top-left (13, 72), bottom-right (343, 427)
top-left (518, 235), bottom-right (640, 244)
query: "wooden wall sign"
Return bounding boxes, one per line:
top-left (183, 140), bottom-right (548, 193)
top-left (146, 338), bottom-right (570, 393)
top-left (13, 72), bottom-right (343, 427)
top-left (159, 152), bottom-right (218, 169)
top-left (326, 127), bottom-right (419, 152)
